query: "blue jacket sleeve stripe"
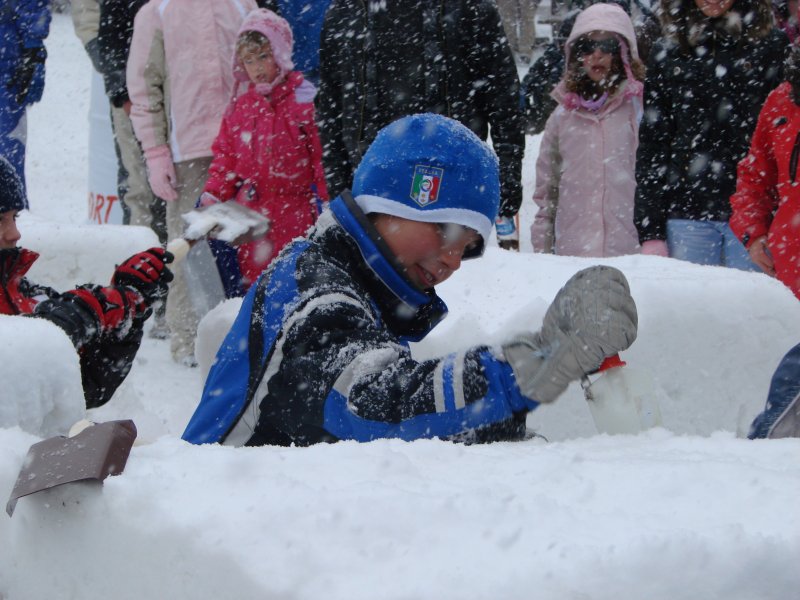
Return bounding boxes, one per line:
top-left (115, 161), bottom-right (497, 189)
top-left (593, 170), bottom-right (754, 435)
top-left (442, 355), bottom-right (456, 412)
top-left (322, 350), bottom-right (537, 442)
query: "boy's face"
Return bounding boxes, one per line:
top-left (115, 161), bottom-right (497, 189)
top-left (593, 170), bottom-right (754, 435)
top-left (0, 210), bottom-right (21, 250)
top-left (372, 214), bottom-right (481, 289)
top-left (240, 42), bottom-right (279, 85)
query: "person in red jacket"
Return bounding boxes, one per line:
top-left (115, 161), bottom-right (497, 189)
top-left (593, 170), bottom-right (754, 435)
top-left (730, 48), bottom-right (800, 301)
top-left (0, 156), bottom-right (174, 408)
top-left (200, 8), bottom-right (328, 290)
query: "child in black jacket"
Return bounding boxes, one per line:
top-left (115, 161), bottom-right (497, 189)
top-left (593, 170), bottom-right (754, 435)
top-left (0, 157), bottom-right (173, 408)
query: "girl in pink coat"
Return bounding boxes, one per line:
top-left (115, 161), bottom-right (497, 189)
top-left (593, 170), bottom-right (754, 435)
top-left (531, 3), bottom-right (644, 257)
top-left (202, 8), bottom-right (328, 289)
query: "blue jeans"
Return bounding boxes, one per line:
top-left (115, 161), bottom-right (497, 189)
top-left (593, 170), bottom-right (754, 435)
top-left (667, 219), bottom-right (759, 271)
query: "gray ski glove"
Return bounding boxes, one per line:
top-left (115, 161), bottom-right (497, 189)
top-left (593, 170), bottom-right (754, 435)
top-left (503, 266), bottom-right (638, 404)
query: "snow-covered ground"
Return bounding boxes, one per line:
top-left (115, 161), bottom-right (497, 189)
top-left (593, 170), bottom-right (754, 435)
top-left (1, 14), bottom-right (799, 600)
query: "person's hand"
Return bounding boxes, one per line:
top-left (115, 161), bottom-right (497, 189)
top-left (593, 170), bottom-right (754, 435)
top-left (8, 46), bottom-right (46, 105)
top-left (112, 247), bottom-right (175, 304)
top-left (748, 235), bottom-right (775, 276)
top-left (123, 100), bottom-right (132, 116)
top-left (503, 266), bottom-right (638, 403)
top-left (36, 285), bottom-right (149, 346)
top-left (640, 240), bottom-right (669, 257)
top-left (144, 145), bottom-right (179, 201)
top-left (33, 250), bottom-right (172, 345)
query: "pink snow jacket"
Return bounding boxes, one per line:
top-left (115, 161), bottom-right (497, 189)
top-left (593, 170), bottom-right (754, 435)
top-left (204, 73), bottom-right (328, 284)
top-left (126, 0), bottom-right (256, 162)
top-left (530, 3), bottom-right (641, 257)
top-left (204, 8), bottom-right (328, 285)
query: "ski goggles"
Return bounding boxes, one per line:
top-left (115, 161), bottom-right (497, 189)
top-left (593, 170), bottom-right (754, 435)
top-left (574, 37), bottom-right (620, 56)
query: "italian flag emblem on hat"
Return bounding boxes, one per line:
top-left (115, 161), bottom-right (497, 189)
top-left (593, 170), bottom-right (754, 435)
top-left (410, 165), bottom-right (444, 207)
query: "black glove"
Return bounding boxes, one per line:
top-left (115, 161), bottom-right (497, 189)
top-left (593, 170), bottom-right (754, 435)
top-left (34, 281), bottom-right (148, 341)
top-left (8, 46), bottom-right (47, 106)
top-left (112, 247), bottom-right (175, 304)
top-left (32, 293), bottom-right (101, 349)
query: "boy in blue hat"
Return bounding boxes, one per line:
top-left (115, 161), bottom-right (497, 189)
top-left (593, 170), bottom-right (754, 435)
top-left (0, 156), bottom-right (174, 409)
top-left (183, 114), bottom-right (638, 446)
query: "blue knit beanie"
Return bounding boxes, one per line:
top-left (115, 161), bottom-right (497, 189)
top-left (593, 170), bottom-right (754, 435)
top-left (0, 157), bottom-right (26, 214)
top-left (352, 114), bottom-right (500, 253)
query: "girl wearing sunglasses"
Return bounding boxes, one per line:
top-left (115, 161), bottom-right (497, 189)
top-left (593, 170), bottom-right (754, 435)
top-left (531, 3), bottom-right (645, 257)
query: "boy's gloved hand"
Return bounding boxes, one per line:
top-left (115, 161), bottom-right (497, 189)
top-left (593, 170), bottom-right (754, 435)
top-left (8, 46), bottom-right (46, 105)
top-left (34, 285), bottom-right (148, 348)
top-left (503, 266), bottom-right (638, 404)
top-left (112, 247), bottom-right (174, 304)
top-left (144, 145), bottom-right (179, 201)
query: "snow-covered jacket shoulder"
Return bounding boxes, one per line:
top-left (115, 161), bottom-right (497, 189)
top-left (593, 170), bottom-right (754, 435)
top-left (126, 0), bottom-right (257, 161)
top-left (205, 72), bottom-right (327, 203)
top-left (730, 81), bottom-right (800, 299)
top-left (183, 195), bottom-right (535, 447)
top-left (531, 82), bottom-right (640, 257)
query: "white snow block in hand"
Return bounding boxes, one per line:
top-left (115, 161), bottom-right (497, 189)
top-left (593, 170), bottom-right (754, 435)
top-left (583, 364), bottom-right (663, 435)
top-left (0, 316), bottom-right (85, 437)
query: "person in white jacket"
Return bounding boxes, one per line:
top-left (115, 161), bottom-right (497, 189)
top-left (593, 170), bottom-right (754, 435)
top-left (127, 0), bottom-right (257, 365)
top-left (531, 3), bottom-right (644, 257)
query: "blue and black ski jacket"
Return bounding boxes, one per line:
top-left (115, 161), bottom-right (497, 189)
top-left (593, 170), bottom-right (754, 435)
top-left (182, 193), bottom-right (537, 446)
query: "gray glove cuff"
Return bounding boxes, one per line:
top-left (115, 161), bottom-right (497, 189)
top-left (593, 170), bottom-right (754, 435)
top-left (502, 333), bottom-right (563, 404)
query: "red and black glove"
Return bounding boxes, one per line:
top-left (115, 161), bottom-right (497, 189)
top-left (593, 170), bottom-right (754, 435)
top-left (112, 247), bottom-right (174, 304)
top-left (33, 285), bottom-right (148, 349)
top-left (66, 285), bottom-right (149, 336)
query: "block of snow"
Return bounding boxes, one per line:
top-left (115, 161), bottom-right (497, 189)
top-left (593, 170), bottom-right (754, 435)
top-left (196, 298), bottom-right (243, 381)
top-left (19, 213), bottom-right (159, 292)
top-left (0, 316), bottom-right (84, 437)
